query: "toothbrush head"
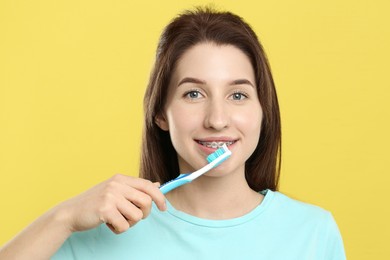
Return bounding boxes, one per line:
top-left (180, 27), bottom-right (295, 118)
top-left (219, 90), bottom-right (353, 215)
top-left (206, 144), bottom-right (232, 167)
top-left (160, 144), bottom-right (232, 194)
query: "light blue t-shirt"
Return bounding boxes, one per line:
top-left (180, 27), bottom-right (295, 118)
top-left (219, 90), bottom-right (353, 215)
top-left (52, 190), bottom-right (346, 259)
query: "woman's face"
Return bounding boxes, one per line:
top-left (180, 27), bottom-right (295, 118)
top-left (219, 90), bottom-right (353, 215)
top-left (157, 43), bottom-right (263, 177)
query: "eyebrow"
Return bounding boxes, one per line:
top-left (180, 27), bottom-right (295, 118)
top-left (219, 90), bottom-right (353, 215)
top-left (231, 79), bottom-right (255, 88)
top-left (177, 77), bottom-right (255, 88)
top-left (177, 77), bottom-right (206, 87)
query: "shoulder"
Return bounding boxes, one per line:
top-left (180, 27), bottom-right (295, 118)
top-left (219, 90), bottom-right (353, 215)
top-left (260, 190), bottom-right (346, 259)
top-left (267, 190), bottom-right (343, 240)
top-left (264, 190), bottom-right (338, 231)
top-left (270, 191), bottom-right (332, 218)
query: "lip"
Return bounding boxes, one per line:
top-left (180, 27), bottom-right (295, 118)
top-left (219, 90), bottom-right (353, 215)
top-left (195, 136), bottom-right (238, 142)
top-left (194, 137), bottom-right (238, 155)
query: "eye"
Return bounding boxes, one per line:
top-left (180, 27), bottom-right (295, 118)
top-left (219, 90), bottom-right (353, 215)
top-left (184, 90), bottom-right (203, 100)
top-left (230, 92), bottom-right (248, 101)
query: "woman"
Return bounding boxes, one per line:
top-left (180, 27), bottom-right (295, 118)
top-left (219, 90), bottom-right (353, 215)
top-left (0, 7), bottom-right (346, 259)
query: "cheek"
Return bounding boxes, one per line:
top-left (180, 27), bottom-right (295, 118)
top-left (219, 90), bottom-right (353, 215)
top-left (235, 104), bottom-right (262, 129)
top-left (233, 104), bottom-right (263, 145)
top-left (166, 105), bottom-right (203, 143)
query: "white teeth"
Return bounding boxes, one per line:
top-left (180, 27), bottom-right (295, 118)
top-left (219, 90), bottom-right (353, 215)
top-left (198, 141), bottom-right (234, 148)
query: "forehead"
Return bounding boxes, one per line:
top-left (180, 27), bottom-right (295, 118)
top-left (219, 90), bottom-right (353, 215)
top-left (171, 43), bottom-right (255, 84)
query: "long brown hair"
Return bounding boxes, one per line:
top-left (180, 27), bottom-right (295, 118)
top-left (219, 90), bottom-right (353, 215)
top-left (140, 7), bottom-right (281, 191)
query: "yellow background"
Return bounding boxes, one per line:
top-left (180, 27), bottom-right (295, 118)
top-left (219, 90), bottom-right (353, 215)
top-left (1, 0), bottom-right (389, 258)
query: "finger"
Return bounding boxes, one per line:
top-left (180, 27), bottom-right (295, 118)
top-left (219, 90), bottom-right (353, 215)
top-left (108, 181), bottom-right (153, 218)
top-left (116, 197), bottom-right (144, 225)
top-left (102, 176), bottom-right (154, 218)
top-left (120, 188), bottom-right (153, 219)
top-left (102, 210), bottom-right (130, 234)
top-left (108, 180), bottom-right (152, 218)
top-left (119, 176), bottom-right (167, 211)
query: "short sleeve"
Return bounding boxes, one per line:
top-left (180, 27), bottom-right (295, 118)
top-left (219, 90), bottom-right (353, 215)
top-left (51, 238), bottom-right (73, 260)
top-left (51, 226), bottom-right (101, 259)
top-left (323, 213), bottom-right (346, 260)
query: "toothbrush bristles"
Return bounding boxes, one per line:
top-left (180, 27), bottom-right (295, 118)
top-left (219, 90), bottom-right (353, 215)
top-left (206, 144), bottom-right (230, 163)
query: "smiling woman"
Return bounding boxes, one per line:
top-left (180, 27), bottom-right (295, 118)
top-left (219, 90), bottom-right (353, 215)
top-left (0, 6), bottom-right (346, 260)
top-left (155, 43), bottom-right (263, 184)
top-left (142, 9), bottom-right (282, 194)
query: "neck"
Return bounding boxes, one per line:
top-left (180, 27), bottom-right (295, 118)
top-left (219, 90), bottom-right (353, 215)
top-left (165, 168), bottom-right (263, 219)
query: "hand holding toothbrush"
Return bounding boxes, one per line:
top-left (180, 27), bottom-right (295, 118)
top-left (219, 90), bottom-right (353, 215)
top-left (0, 175), bottom-right (166, 260)
top-left (60, 174), bottom-right (167, 234)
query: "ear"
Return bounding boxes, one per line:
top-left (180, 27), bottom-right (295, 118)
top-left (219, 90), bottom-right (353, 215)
top-left (155, 113), bottom-right (169, 131)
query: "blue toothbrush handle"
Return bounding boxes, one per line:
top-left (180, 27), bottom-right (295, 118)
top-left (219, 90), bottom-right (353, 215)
top-left (159, 174), bottom-right (191, 194)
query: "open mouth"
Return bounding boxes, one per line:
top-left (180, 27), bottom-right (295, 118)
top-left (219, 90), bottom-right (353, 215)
top-left (196, 140), bottom-right (236, 148)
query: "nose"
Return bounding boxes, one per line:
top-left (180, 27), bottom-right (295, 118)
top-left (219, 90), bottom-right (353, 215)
top-left (204, 99), bottom-right (230, 130)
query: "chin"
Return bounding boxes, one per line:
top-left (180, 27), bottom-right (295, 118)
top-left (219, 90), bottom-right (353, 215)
top-left (203, 165), bottom-right (231, 177)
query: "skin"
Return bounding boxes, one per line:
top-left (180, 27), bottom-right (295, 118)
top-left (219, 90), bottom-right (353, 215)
top-left (0, 42), bottom-right (265, 259)
top-left (156, 43), bottom-right (264, 219)
top-left (0, 175), bottom-right (166, 260)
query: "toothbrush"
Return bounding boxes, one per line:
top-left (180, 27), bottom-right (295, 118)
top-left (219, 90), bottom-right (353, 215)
top-left (159, 144), bottom-right (232, 194)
